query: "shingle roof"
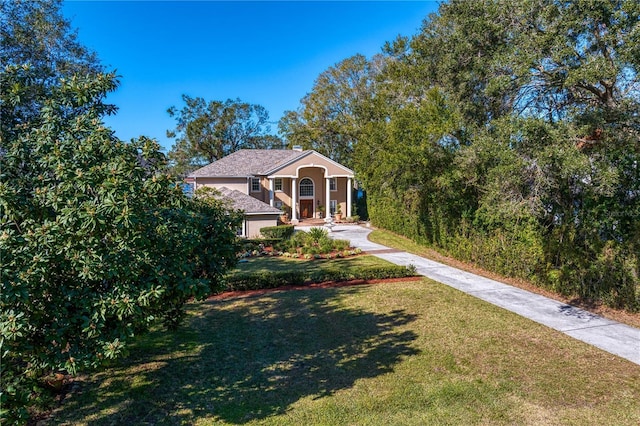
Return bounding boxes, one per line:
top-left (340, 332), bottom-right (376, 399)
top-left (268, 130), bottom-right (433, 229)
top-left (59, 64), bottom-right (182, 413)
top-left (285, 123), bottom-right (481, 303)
top-left (189, 149), bottom-right (309, 177)
top-left (217, 187), bottom-right (282, 215)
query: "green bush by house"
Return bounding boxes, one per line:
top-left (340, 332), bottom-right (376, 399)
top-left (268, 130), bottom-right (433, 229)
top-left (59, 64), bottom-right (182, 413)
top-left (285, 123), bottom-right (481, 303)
top-left (260, 225), bottom-right (295, 239)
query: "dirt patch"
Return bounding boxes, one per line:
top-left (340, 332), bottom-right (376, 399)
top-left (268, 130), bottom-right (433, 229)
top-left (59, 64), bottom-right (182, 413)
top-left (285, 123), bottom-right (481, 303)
top-left (207, 277), bottom-right (419, 301)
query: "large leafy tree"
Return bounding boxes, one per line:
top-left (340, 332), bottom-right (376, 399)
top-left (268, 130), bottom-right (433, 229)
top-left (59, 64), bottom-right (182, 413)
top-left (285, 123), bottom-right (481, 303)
top-left (0, 3), bottom-right (241, 423)
top-left (356, 0), bottom-right (639, 308)
top-left (279, 54), bottom-right (380, 167)
top-left (167, 96), bottom-right (283, 175)
top-left (0, 0), bottom-right (106, 141)
top-left (1, 65), bottom-right (241, 426)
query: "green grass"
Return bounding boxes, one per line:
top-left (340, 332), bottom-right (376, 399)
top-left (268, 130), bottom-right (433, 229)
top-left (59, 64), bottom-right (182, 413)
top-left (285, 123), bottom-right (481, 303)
top-left (50, 279), bottom-right (640, 425)
top-left (368, 229), bottom-right (444, 259)
top-left (230, 254), bottom-right (394, 277)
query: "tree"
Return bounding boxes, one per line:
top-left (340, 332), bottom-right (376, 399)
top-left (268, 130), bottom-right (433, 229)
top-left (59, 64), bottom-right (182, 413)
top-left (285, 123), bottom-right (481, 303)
top-left (0, 64), bottom-right (241, 424)
top-left (279, 54), bottom-right (380, 167)
top-left (356, 0), bottom-right (639, 308)
top-left (0, 3), bottom-right (242, 421)
top-left (0, 0), bottom-right (106, 140)
top-left (404, 0), bottom-right (523, 127)
top-left (0, 0), bottom-right (100, 73)
top-left (167, 96), bottom-right (283, 175)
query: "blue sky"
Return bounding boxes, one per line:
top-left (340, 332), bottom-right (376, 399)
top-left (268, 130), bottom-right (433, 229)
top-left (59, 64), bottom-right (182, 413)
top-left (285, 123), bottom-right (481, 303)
top-left (62, 1), bottom-right (439, 151)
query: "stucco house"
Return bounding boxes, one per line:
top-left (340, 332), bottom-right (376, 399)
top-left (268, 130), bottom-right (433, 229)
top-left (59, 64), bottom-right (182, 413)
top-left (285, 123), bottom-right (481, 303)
top-left (187, 147), bottom-right (355, 237)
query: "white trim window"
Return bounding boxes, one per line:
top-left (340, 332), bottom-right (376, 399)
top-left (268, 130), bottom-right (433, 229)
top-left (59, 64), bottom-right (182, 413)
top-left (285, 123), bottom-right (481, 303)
top-left (274, 178), bottom-right (283, 191)
top-left (329, 177), bottom-right (337, 191)
top-left (251, 177), bottom-right (261, 193)
top-left (236, 221), bottom-right (246, 237)
top-left (330, 199), bottom-right (337, 215)
top-left (299, 178), bottom-right (314, 197)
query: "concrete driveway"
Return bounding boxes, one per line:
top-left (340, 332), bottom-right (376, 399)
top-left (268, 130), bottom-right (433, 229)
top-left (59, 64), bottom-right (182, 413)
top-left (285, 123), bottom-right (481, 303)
top-left (297, 223), bottom-right (640, 365)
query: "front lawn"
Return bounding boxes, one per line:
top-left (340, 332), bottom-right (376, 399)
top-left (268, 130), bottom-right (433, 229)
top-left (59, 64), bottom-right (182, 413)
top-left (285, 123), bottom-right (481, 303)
top-left (49, 279), bottom-right (640, 425)
top-left (230, 254), bottom-right (396, 276)
top-left (224, 255), bottom-right (416, 292)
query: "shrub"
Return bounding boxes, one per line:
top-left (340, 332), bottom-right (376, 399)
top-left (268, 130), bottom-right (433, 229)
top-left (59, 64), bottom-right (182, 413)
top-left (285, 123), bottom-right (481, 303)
top-left (333, 239), bottom-right (351, 251)
top-left (308, 227), bottom-right (329, 243)
top-left (309, 265), bottom-right (418, 283)
top-left (240, 238), bottom-right (282, 251)
top-left (224, 264), bottom-right (418, 292)
top-left (319, 239), bottom-right (335, 254)
top-left (260, 225), bottom-right (295, 239)
top-left (225, 271), bottom-right (307, 291)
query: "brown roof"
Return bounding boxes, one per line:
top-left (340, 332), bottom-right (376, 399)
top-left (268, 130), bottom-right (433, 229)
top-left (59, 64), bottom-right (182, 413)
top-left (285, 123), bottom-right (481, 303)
top-left (189, 149), bottom-right (309, 178)
top-left (217, 187), bottom-right (282, 215)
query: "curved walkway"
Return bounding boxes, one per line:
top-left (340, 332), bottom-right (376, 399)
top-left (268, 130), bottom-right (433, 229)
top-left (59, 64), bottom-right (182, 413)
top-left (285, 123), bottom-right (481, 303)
top-left (298, 224), bottom-right (640, 365)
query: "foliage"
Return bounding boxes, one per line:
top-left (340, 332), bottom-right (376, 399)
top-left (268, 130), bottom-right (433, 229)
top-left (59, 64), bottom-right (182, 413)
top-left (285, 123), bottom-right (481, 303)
top-left (238, 227), bottom-right (359, 260)
top-left (225, 264), bottom-right (417, 292)
top-left (224, 271), bottom-right (307, 291)
top-left (272, 228), bottom-right (352, 256)
top-left (350, 0), bottom-right (640, 310)
top-left (259, 224), bottom-right (295, 240)
top-left (239, 238), bottom-right (282, 252)
top-left (278, 54), bottom-right (381, 167)
top-left (0, 67), bottom-right (240, 424)
top-left (167, 96), bottom-right (284, 175)
top-left (307, 226), bottom-right (329, 243)
top-left (0, 0), bottom-right (105, 141)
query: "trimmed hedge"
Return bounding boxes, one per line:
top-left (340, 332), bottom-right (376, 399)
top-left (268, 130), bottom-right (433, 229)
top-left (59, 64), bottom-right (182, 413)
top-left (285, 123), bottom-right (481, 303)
top-left (224, 264), bottom-right (418, 292)
top-left (309, 265), bottom-right (418, 283)
top-left (224, 271), bottom-right (306, 291)
top-left (260, 224), bottom-right (295, 239)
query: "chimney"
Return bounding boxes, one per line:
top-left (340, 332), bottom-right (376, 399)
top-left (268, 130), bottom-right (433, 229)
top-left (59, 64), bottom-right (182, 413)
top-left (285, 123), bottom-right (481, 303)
top-left (292, 145), bottom-right (303, 152)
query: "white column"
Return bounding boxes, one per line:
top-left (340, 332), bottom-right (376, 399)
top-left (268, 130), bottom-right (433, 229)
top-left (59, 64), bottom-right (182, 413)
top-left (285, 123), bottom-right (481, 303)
top-left (347, 177), bottom-right (352, 217)
top-left (291, 178), bottom-right (297, 222)
top-left (269, 178), bottom-right (274, 207)
top-left (325, 177), bottom-right (331, 218)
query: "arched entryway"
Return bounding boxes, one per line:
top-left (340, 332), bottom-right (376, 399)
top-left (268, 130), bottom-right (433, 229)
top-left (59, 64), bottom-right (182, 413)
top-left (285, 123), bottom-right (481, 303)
top-left (299, 177), bottom-right (314, 219)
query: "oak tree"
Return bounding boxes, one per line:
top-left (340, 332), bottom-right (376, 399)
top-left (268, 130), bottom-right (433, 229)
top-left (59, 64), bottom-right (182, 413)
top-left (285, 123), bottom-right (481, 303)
top-left (167, 96), bottom-right (283, 175)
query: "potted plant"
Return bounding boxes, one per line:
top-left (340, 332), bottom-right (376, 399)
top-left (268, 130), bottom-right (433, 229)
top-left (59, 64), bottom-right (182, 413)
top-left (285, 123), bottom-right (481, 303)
top-left (279, 205), bottom-right (289, 223)
top-left (334, 203), bottom-right (343, 221)
top-left (317, 204), bottom-right (325, 219)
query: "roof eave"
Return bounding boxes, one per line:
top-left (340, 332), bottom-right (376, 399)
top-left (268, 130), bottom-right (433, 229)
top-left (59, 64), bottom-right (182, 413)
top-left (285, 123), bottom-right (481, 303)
top-left (266, 150), bottom-right (355, 176)
top-left (243, 211), bottom-right (282, 216)
top-left (262, 150), bottom-right (313, 175)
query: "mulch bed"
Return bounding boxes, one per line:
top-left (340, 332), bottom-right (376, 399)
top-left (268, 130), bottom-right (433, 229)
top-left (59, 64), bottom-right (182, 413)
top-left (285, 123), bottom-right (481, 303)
top-left (207, 276), bottom-right (420, 301)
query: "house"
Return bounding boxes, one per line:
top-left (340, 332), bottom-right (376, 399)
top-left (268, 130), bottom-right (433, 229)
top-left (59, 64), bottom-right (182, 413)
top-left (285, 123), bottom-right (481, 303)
top-left (188, 147), bottom-right (355, 236)
top-left (215, 187), bottom-right (282, 238)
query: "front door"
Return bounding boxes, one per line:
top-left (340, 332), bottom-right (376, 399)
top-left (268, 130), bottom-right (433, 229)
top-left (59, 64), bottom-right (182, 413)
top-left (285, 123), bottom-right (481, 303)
top-left (300, 199), bottom-right (314, 219)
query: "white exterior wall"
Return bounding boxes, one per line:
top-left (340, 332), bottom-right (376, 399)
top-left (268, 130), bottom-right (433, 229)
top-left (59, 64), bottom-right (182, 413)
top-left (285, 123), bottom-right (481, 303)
top-left (246, 215), bottom-right (280, 238)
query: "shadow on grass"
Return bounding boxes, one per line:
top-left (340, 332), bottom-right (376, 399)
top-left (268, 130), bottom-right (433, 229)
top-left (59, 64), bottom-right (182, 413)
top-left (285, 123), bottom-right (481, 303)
top-left (55, 286), bottom-right (419, 424)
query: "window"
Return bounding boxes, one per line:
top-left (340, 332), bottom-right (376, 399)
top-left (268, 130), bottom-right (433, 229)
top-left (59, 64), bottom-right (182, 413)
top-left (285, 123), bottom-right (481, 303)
top-left (182, 182), bottom-right (194, 198)
top-left (330, 200), bottom-right (337, 215)
top-left (274, 178), bottom-right (283, 191)
top-left (236, 221), bottom-right (245, 237)
top-left (299, 178), bottom-right (314, 197)
top-left (329, 177), bottom-right (337, 191)
top-left (251, 178), bottom-right (260, 192)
